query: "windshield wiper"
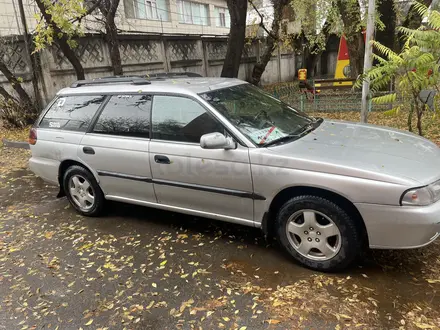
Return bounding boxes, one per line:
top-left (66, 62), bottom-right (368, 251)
top-left (291, 118), bottom-right (323, 136)
top-left (313, 117), bottom-right (324, 125)
top-left (262, 118), bottom-right (323, 147)
top-left (262, 134), bottom-right (299, 147)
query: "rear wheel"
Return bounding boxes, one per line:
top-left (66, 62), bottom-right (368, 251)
top-left (63, 165), bottom-right (104, 216)
top-left (275, 195), bottom-right (362, 271)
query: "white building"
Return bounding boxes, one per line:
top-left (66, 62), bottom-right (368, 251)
top-left (0, 0), bottom-right (231, 37)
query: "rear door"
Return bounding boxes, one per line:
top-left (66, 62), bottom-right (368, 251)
top-left (79, 94), bottom-right (156, 203)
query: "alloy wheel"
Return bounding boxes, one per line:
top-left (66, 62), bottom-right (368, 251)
top-left (68, 174), bottom-right (95, 211)
top-left (285, 209), bottom-right (342, 261)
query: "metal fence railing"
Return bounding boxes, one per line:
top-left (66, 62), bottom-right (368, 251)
top-left (264, 82), bottom-right (397, 113)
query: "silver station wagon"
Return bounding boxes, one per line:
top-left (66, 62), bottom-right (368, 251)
top-left (29, 74), bottom-right (440, 271)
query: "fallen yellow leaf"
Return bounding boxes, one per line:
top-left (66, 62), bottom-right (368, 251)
top-left (414, 322), bottom-right (436, 329)
top-left (426, 279), bottom-right (440, 284)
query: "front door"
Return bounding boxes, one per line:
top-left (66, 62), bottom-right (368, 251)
top-left (149, 95), bottom-right (254, 223)
top-left (79, 94), bottom-right (156, 203)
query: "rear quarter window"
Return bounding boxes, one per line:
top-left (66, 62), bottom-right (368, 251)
top-left (40, 95), bottom-right (105, 131)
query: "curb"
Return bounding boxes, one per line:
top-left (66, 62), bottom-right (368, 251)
top-left (2, 138), bottom-right (30, 150)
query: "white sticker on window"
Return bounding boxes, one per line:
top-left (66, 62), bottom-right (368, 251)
top-left (248, 127), bottom-right (287, 144)
top-left (49, 121), bottom-right (61, 128)
top-left (57, 98), bottom-right (66, 107)
top-left (118, 95), bottom-right (132, 99)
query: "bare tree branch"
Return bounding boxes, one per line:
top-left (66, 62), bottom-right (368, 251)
top-left (0, 60), bottom-right (34, 107)
top-left (34, 0), bottom-right (85, 79)
top-left (72, 0), bottom-right (103, 23)
top-left (249, 0), bottom-right (279, 40)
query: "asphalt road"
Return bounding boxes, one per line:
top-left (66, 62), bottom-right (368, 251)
top-left (1, 155), bottom-right (439, 329)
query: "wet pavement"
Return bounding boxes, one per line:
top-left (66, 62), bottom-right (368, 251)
top-left (1, 149), bottom-right (440, 330)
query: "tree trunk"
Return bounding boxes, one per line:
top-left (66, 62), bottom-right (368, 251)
top-left (34, 0), bottom-right (85, 80)
top-left (306, 53), bottom-right (320, 78)
top-left (105, 16), bottom-right (123, 75)
top-left (305, 22), bottom-right (331, 78)
top-left (403, 0), bottom-right (433, 29)
top-left (221, 0), bottom-right (247, 78)
top-left (0, 60), bottom-right (35, 111)
top-left (408, 102), bottom-right (414, 132)
top-left (414, 96), bottom-right (424, 136)
top-left (417, 106), bottom-right (423, 136)
top-left (400, 0), bottom-right (433, 50)
top-left (0, 85), bottom-right (17, 103)
top-left (98, 0), bottom-right (122, 76)
top-left (251, 38), bottom-right (276, 85)
top-left (336, 0), bottom-right (364, 78)
top-left (376, 0), bottom-right (397, 52)
top-left (250, 0), bottom-right (289, 85)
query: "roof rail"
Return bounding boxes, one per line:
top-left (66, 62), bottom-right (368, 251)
top-left (146, 72), bottom-right (203, 79)
top-left (71, 77), bottom-right (151, 88)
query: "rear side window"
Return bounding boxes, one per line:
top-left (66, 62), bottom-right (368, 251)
top-left (40, 95), bottom-right (105, 131)
top-left (93, 94), bottom-right (151, 138)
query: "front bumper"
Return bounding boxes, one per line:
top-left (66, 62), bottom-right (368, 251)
top-left (355, 202), bottom-right (440, 249)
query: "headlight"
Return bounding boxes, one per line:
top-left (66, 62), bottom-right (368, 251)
top-left (401, 179), bottom-right (440, 206)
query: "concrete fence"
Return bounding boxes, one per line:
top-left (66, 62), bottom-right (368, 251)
top-left (1, 34), bottom-right (296, 107)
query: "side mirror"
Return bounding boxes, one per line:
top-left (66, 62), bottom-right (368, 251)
top-left (200, 132), bottom-right (237, 150)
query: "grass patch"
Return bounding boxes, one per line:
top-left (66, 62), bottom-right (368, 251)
top-left (0, 147), bottom-right (30, 174)
top-left (0, 126), bottom-right (31, 146)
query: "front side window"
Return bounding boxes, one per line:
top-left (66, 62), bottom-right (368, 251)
top-left (201, 84), bottom-right (314, 146)
top-left (40, 95), bottom-right (105, 131)
top-left (177, 0), bottom-right (209, 25)
top-left (93, 94), bottom-right (151, 138)
top-left (152, 95), bottom-right (224, 143)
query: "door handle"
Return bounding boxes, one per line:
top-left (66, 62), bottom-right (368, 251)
top-left (83, 147), bottom-right (95, 155)
top-left (154, 155), bottom-right (171, 164)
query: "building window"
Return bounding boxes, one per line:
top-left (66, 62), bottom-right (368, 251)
top-left (125, 0), bottom-right (169, 21)
top-left (177, 0), bottom-right (209, 26)
top-left (214, 6), bottom-right (230, 28)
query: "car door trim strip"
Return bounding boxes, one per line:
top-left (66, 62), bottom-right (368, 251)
top-left (97, 170), bottom-right (153, 183)
top-left (97, 170), bottom-right (266, 200)
top-left (153, 178), bottom-right (266, 200)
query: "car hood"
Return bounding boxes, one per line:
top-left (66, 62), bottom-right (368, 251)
top-left (267, 120), bottom-right (440, 185)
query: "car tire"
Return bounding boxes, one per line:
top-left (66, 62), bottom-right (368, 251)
top-left (275, 195), bottom-right (362, 272)
top-left (63, 165), bottom-right (105, 217)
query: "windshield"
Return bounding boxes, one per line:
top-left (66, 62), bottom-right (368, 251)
top-left (200, 84), bottom-right (313, 146)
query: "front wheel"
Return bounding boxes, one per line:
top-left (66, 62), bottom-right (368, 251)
top-left (275, 195), bottom-right (363, 271)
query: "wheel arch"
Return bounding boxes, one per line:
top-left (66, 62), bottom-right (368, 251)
top-left (261, 186), bottom-right (369, 246)
top-left (57, 159), bottom-right (99, 198)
